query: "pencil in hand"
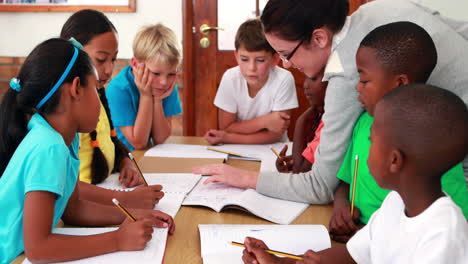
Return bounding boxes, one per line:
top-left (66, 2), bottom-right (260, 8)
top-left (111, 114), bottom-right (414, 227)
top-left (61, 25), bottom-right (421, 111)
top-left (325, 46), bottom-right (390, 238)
top-left (230, 241), bottom-right (302, 260)
top-left (112, 198), bottom-right (137, 222)
top-left (350, 155), bottom-right (359, 216)
top-left (128, 152), bottom-right (148, 186)
top-left (271, 147), bottom-right (287, 167)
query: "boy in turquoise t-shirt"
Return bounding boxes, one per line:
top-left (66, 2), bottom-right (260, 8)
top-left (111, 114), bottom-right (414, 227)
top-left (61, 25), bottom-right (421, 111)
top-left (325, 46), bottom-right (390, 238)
top-left (329, 22), bottom-right (468, 243)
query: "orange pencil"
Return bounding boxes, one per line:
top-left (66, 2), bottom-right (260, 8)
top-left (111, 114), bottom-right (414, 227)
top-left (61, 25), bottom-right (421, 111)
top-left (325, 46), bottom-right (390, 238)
top-left (112, 198), bottom-right (136, 222)
top-left (350, 155), bottom-right (359, 216)
top-left (271, 147), bottom-right (287, 167)
top-left (230, 241), bottom-right (302, 260)
top-left (128, 152), bottom-right (148, 186)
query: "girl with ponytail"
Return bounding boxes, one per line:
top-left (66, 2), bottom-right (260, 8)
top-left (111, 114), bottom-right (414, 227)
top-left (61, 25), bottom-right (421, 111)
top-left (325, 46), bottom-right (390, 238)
top-left (0, 38), bottom-right (174, 263)
top-left (60, 9), bottom-right (164, 209)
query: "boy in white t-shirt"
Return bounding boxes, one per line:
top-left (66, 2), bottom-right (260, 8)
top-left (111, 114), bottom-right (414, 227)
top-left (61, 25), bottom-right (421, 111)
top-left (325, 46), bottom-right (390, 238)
top-left (241, 84), bottom-right (468, 264)
top-left (204, 18), bottom-right (298, 144)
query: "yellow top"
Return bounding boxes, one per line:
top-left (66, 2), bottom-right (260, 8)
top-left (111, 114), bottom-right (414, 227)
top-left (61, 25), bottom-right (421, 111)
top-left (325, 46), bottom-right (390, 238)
top-left (79, 103), bottom-right (115, 183)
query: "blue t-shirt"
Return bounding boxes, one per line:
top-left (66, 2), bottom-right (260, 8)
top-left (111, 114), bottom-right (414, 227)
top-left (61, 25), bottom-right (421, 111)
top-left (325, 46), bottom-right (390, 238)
top-left (106, 65), bottom-right (183, 151)
top-left (0, 114), bottom-right (80, 263)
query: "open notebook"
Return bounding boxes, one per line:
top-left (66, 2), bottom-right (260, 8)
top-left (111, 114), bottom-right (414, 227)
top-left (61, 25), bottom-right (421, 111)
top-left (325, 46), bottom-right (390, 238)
top-left (182, 176), bottom-right (308, 224)
top-left (199, 224), bottom-right (331, 264)
top-left (23, 227), bottom-right (168, 264)
top-left (96, 173), bottom-right (202, 218)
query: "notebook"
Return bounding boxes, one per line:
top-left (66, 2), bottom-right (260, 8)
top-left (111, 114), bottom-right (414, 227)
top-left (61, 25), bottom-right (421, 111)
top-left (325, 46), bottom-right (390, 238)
top-left (182, 177), bottom-right (308, 224)
top-left (198, 224), bottom-right (331, 264)
top-left (23, 227), bottom-right (168, 264)
top-left (96, 173), bottom-right (202, 218)
top-left (144, 144), bottom-right (228, 159)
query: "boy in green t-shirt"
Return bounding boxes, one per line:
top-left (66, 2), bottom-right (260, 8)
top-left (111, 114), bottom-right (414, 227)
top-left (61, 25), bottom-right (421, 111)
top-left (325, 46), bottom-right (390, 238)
top-left (329, 21), bottom-right (468, 243)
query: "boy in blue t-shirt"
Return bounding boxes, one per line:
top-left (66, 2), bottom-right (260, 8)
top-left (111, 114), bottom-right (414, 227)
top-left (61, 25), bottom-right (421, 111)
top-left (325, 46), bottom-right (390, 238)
top-left (106, 23), bottom-right (182, 151)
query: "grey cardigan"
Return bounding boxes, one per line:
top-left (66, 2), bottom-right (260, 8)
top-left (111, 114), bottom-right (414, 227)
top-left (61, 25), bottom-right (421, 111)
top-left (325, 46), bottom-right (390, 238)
top-left (256, 0), bottom-right (468, 204)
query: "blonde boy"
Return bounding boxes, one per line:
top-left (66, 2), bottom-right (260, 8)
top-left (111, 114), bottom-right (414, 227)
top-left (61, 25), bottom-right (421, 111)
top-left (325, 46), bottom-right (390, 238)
top-left (205, 19), bottom-right (298, 144)
top-left (107, 23), bottom-right (182, 150)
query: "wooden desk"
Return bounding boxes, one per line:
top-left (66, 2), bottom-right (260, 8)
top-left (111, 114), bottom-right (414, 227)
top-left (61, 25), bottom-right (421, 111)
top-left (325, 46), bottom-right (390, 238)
top-left (13, 136), bottom-right (336, 264)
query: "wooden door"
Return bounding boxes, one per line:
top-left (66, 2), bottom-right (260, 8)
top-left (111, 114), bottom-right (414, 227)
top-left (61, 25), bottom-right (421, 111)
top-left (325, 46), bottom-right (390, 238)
top-left (182, 0), bottom-right (369, 137)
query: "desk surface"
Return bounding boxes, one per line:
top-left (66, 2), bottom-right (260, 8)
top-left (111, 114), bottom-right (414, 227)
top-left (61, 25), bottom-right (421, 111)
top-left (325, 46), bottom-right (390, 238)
top-left (13, 136), bottom-right (336, 264)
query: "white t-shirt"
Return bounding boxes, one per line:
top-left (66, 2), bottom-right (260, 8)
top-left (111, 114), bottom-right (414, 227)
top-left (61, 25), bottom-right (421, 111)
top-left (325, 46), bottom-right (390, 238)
top-left (347, 191), bottom-right (468, 264)
top-left (214, 66), bottom-right (298, 141)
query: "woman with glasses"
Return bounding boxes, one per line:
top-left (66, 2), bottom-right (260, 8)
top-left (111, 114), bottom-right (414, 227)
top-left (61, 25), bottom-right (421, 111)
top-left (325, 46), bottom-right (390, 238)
top-left (194, 0), bottom-right (468, 203)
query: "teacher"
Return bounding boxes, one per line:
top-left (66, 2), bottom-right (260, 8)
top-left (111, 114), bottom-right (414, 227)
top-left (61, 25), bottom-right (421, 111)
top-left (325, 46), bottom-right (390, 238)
top-left (194, 0), bottom-right (468, 203)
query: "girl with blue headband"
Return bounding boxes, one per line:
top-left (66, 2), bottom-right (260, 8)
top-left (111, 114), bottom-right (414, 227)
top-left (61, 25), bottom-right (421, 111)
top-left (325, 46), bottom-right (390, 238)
top-left (60, 9), bottom-right (164, 210)
top-left (0, 38), bottom-right (174, 263)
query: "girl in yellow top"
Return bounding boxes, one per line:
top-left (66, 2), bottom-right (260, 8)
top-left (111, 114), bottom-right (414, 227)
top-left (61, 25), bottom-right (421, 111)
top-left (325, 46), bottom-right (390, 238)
top-left (60, 9), bottom-right (164, 209)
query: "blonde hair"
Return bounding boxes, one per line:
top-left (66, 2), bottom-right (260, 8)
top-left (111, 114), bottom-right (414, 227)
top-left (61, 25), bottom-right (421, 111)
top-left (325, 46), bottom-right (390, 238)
top-left (132, 23), bottom-right (181, 66)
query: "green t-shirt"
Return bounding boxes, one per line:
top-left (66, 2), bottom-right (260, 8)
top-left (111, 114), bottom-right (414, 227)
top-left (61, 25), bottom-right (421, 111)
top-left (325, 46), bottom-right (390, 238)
top-left (337, 112), bottom-right (468, 224)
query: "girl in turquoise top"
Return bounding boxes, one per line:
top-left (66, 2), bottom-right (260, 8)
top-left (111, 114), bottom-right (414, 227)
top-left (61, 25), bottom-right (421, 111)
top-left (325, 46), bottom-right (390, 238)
top-left (0, 39), bottom-right (174, 263)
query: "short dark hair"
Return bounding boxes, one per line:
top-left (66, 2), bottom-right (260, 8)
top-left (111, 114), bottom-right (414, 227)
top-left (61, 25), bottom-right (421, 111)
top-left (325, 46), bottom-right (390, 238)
top-left (261, 0), bottom-right (349, 43)
top-left (377, 84), bottom-right (468, 176)
top-left (360, 21), bottom-right (437, 83)
top-left (60, 9), bottom-right (117, 46)
top-left (235, 18), bottom-right (275, 54)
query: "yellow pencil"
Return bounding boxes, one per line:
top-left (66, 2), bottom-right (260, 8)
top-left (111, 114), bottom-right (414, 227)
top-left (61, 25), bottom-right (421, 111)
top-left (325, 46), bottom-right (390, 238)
top-left (207, 147), bottom-right (243, 157)
top-left (128, 152), bottom-right (148, 186)
top-left (350, 155), bottom-right (359, 216)
top-left (271, 147), bottom-right (287, 167)
top-left (230, 241), bottom-right (302, 260)
top-left (112, 198), bottom-right (137, 222)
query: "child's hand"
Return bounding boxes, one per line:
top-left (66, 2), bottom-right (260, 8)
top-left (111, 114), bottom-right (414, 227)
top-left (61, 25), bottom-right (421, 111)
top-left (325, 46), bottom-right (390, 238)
top-left (193, 164), bottom-right (258, 189)
top-left (119, 158), bottom-right (142, 188)
top-left (133, 209), bottom-right (176, 235)
top-left (329, 202), bottom-right (363, 243)
top-left (152, 81), bottom-right (175, 100)
top-left (120, 185), bottom-right (164, 209)
top-left (265, 112), bottom-right (290, 134)
top-left (204, 129), bottom-right (226, 145)
top-left (296, 250), bottom-right (321, 264)
top-left (134, 63), bottom-right (153, 97)
top-left (275, 145), bottom-right (293, 172)
top-left (242, 237), bottom-right (293, 264)
top-left (116, 217), bottom-right (154, 251)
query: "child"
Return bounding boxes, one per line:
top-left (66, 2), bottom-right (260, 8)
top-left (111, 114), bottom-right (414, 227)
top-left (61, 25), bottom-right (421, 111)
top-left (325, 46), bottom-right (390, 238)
top-left (60, 9), bottom-right (164, 209)
top-left (242, 83), bottom-right (468, 264)
top-left (106, 23), bottom-right (182, 150)
top-left (329, 22), bottom-right (468, 243)
top-left (204, 18), bottom-right (298, 145)
top-left (276, 75), bottom-right (327, 173)
top-left (0, 39), bottom-right (174, 263)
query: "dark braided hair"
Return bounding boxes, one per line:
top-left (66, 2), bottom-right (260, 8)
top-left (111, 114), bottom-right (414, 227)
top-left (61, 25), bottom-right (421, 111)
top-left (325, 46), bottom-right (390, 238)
top-left (61, 9), bottom-right (129, 184)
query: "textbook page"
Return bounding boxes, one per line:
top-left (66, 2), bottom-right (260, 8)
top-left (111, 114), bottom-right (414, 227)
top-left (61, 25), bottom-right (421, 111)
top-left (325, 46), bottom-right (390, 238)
top-left (97, 173), bottom-right (201, 218)
top-left (144, 144), bottom-right (228, 159)
top-left (199, 224), bottom-right (331, 264)
top-left (183, 177), bottom-right (308, 224)
top-left (23, 227), bottom-right (168, 264)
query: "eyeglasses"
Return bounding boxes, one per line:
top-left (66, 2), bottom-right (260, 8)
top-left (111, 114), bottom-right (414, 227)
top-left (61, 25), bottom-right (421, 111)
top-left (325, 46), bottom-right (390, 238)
top-left (278, 38), bottom-right (305, 64)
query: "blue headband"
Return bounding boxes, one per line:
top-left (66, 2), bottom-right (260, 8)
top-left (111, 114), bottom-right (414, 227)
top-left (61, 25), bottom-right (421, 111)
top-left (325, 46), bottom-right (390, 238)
top-left (36, 46), bottom-right (79, 109)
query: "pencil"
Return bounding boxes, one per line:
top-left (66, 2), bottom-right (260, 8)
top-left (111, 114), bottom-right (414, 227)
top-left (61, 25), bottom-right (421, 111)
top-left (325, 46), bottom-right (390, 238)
top-left (207, 147), bottom-right (243, 157)
top-left (230, 241), bottom-right (302, 260)
top-left (271, 147), bottom-right (287, 167)
top-left (128, 152), bottom-right (148, 186)
top-left (112, 198), bottom-right (137, 222)
top-left (350, 155), bottom-right (359, 216)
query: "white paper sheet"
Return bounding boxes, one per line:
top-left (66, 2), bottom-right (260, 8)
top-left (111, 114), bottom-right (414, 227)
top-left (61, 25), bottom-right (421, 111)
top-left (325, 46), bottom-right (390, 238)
top-left (144, 144), bottom-right (228, 159)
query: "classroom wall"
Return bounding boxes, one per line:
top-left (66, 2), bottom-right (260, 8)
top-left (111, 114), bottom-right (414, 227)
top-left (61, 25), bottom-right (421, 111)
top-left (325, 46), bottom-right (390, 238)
top-left (0, 0), bottom-right (183, 58)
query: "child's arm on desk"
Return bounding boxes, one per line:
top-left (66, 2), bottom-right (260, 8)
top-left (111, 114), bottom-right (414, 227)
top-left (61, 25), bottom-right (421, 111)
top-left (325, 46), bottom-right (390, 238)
top-left (218, 109), bottom-right (291, 135)
top-left (205, 129), bottom-right (284, 145)
top-left (23, 191), bottom-right (154, 263)
top-left (329, 181), bottom-right (362, 243)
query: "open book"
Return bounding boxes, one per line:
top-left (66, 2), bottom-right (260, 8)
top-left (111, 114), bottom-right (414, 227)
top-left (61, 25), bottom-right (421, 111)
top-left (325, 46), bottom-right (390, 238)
top-left (96, 173), bottom-right (202, 218)
top-left (23, 227), bottom-right (168, 264)
top-left (199, 224), bottom-right (331, 264)
top-left (182, 177), bottom-right (308, 224)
